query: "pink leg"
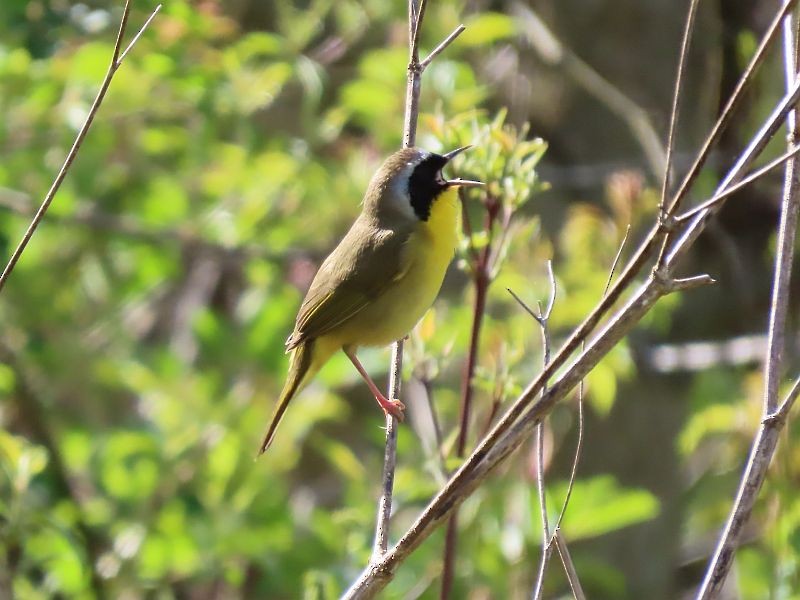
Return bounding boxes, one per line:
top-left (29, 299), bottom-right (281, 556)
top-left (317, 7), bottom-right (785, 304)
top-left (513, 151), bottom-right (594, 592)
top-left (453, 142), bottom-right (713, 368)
top-left (343, 347), bottom-right (405, 421)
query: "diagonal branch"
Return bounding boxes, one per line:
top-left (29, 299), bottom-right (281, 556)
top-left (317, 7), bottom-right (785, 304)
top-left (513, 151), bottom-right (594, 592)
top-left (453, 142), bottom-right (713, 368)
top-left (659, 0), bottom-right (700, 220)
top-left (0, 0), bottom-right (161, 295)
top-left (420, 25), bottom-right (466, 70)
top-left (675, 143), bottom-right (800, 223)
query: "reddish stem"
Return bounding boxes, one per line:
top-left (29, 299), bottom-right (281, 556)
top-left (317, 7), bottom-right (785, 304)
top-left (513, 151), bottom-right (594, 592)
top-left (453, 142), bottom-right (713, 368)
top-left (440, 202), bottom-right (495, 599)
top-left (456, 268), bottom-right (490, 455)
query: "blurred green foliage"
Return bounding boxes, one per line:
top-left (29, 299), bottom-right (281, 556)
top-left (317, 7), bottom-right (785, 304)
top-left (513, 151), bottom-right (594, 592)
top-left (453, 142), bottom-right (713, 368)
top-left (0, 0), bottom-right (798, 598)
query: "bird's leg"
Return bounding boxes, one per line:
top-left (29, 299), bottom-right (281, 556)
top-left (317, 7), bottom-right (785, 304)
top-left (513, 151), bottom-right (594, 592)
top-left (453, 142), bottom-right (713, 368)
top-left (343, 347), bottom-right (405, 421)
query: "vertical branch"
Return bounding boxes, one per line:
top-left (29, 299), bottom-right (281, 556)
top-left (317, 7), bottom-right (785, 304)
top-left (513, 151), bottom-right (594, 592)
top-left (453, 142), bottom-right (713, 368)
top-left (374, 0), bottom-right (423, 559)
top-left (373, 404), bottom-right (399, 558)
top-left (0, 0), bottom-right (161, 294)
top-left (402, 0), bottom-right (426, 149)
top-left (441, 189), bottom-right (498, 599)
top-left (507, 262), bottom-right (557, 600)
top-left (372, 0), bottom-right (466, 562)
top-left (765, 15), bottom-right (800, 415)
top-left (697, 14), bottom-right (800, 598)
top-left (532, 289), bottom-right (554, 600)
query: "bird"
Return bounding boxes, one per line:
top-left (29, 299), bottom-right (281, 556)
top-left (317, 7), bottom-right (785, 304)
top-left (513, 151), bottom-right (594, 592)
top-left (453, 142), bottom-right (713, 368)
top-left (258, 145), bottom-right (482, 454)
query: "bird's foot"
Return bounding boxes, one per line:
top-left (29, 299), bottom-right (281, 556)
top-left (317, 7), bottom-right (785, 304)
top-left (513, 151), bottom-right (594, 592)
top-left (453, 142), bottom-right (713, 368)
top-left (376, 394), bottom-right (405, 421)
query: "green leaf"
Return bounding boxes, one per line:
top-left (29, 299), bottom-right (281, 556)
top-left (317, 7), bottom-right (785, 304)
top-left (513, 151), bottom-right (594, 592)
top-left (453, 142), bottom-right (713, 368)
top-left (140, 174), bottom-right (189, 225)
top-left (548, 475), bottom-right (660, 540)
top-left (0, 362), bottom-right (15, 394)
top-left (302, 569), bottom-right (339, 600)
top-left (461, 13), bottom-right (517, 47)
top-left (678, 403), bottom-right (738, 456)
top-left (585, 360), bottom-right (617, 416)
top-left (99, 431), bottom-right (160, 501)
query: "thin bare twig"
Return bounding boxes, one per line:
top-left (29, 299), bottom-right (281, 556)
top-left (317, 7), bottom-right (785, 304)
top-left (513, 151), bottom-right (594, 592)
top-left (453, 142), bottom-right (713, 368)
top-left (0, 0), bottom-right (161, 295)
top-left (532, 263), bottom-right (557, 600)
top-left (764, 15), bottom-right (800, 417)
top-left (675, 144), bottom-right (800, 223)
top-left (553, 530), bottom-right (587, 600)
top-left (604, 225), bottom-right (630, 298)
top-left (535, 226), bottom-right (629, 600)
top-left (697, 14), bottom-right (800, 598)
top-left (508, 267), bottom-right (557, 600)
top-left (659, 0), bottom-right (701, 220)
top-left (551, 225), bottom-right (630, 543)
top-left (420, 25), bottom-right (466, 70)
top-left (374, 0), bottom-right (424, 560)
top-left (766, 374), bottom-right (800, 424)
top-left (655, 0), bottom-right (797, 271)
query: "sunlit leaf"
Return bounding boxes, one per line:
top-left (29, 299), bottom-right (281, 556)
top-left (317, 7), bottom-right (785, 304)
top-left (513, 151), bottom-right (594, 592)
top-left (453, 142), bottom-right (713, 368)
top-left (460, 13), bottom-right (517, 47)
top-left (548, 475), bottom-right (660, 541)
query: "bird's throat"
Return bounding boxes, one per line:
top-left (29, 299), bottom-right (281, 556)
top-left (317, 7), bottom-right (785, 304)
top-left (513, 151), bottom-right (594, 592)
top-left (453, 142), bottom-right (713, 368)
top-left (420, 186), bottom-right (460, 256)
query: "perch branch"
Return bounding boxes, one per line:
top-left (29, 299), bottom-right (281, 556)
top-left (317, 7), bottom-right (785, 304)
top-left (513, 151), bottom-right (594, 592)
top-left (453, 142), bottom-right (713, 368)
top-left (0, 0), bottom-right (161, 294)
top-left (373, 0), bottom-right (467, 563)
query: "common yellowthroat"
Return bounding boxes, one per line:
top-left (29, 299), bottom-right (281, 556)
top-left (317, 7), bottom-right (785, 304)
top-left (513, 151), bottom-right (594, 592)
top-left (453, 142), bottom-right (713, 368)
top-left (259, 146), bottom-right (482, 454)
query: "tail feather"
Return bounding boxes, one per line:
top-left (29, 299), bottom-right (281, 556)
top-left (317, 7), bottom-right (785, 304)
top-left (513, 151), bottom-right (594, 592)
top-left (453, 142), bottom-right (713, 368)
top-left (258, 341), bottom-right (314, 455)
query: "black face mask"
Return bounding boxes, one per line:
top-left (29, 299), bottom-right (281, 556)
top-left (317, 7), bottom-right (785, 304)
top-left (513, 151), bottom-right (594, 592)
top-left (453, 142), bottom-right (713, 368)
top-left (408, 153), bottom-right (449, 221)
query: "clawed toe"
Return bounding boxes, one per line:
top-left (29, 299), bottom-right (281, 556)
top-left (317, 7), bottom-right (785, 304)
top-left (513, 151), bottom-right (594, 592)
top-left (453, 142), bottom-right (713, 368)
top-left (385, 399), bottom-right (405, 421)
top-left (376, 395), bottom-right (405, 421)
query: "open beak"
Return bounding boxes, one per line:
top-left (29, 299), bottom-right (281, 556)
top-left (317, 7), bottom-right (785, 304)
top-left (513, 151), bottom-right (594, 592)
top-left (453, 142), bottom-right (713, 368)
top-left (446, 178), bottom-right (484, 188)
top-left (443, 145), bottom-right (472, 161)
top-left (442, 145), bottom-right (484, 188)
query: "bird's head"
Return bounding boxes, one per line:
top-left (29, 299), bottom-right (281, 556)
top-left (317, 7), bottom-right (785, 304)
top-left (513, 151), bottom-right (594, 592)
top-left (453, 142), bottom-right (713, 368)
top-left (364, 146), bottom-right (483, 222)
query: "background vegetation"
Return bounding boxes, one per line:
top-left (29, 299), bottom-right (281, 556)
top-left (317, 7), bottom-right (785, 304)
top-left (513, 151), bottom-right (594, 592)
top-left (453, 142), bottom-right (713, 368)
top-left (1, 0), bottom-right (798, 598)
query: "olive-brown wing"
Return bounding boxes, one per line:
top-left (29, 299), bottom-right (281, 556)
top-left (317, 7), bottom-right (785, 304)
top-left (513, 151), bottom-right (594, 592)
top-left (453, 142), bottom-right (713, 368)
top-left (286, 218), bottom-right (411, 350)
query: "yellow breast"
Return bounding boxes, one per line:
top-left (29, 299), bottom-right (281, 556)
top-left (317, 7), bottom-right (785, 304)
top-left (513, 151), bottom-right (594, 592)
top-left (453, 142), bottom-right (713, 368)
top-left (329, 187), bottom-right (460, 348)
top-left (413, 185), bottom-right (461, 282)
